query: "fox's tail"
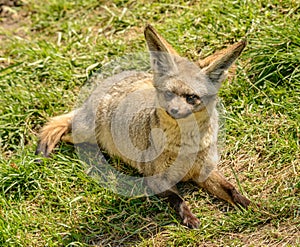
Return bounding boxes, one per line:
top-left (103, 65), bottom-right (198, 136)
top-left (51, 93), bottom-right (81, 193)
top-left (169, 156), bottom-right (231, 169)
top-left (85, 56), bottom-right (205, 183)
top-left (36, 111), bottom-right (75, 157)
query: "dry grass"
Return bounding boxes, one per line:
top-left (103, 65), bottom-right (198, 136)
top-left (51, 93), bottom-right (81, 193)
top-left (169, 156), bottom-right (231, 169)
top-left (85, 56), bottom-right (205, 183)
top-left (0, 0), bottom-right (299, 246)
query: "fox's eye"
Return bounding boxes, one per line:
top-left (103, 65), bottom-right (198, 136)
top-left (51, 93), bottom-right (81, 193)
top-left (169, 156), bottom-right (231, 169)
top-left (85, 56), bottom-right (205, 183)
top-left (164, 91), bottom-right (174, 100)
top-left (186, 94), bottom-right (200, 105)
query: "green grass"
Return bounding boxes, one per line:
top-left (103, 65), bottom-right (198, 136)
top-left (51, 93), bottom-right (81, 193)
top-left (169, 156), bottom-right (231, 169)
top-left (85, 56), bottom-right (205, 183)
top-left (0, 0), bottom-right (299, 246)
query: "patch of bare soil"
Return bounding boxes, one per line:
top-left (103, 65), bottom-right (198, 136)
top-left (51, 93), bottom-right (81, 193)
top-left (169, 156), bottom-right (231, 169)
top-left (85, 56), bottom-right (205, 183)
top-left (0, 0), bottom-right (22, 20)
top-left (0, 0), bottom-right (29, 35)
top-left (0, 0), bottom-right (28, 67)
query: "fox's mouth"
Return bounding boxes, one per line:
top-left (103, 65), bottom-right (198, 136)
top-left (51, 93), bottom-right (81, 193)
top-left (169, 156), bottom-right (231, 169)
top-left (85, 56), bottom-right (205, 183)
top-left (166, 110), bottom-right (192, 119)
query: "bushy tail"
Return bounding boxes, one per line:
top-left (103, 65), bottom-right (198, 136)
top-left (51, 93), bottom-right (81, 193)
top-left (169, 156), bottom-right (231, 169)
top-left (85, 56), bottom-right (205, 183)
top-left (36, 111), bottom-right (75, 157)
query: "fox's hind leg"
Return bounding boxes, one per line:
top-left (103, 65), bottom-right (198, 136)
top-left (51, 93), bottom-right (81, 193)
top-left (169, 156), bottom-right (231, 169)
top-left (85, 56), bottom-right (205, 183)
top-left (36, 111), bottom-right (75, 157)
top-left (195, 170), bottom-right (251, 208)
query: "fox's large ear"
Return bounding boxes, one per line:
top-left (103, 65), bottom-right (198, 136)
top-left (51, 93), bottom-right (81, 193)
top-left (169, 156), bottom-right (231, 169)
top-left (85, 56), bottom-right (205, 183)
top-left (203, 40), bottom-right (246, 85)
top-left (144, 24), bottom-right (178, 78)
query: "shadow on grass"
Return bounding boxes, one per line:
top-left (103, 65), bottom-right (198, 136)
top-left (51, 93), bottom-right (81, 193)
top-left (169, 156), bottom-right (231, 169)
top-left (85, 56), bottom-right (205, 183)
top-left (63, 194), bottom-right (178, 246)
top-left (42, 143), bottom-right (254, 246)
top-left (53, 143), bottom-right (180, 246)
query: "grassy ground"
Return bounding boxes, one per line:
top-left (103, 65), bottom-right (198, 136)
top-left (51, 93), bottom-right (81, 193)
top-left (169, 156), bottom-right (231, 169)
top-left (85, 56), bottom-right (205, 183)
top-left (0, 0), bottom-right (299, 246)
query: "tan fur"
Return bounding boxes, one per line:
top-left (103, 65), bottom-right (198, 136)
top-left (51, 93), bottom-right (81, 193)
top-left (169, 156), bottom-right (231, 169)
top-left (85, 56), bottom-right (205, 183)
top-left (36, 111), bottom-right (74, 156)
top-left (36, 25), bottom-right (250, 227)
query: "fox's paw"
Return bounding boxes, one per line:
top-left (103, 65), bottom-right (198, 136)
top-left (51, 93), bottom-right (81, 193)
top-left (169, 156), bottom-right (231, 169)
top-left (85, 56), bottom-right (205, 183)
top-left (179, 202), bottom-right (200, 229)
top-left (232, 189), bottom-right (251, 209)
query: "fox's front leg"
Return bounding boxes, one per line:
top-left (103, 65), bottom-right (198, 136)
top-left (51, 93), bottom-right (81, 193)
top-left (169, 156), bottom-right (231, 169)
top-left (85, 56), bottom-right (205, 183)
top-left (159, 187), bottom-right (200, 229)
top-left (147, 177), bottom-right (200, 228)
top-left (195, 170), bottom-right (251, 208)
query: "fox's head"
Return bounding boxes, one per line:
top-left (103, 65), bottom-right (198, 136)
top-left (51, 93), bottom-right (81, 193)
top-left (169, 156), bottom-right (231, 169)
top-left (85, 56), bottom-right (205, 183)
top-left (144, 25), bottom-right (246, 119)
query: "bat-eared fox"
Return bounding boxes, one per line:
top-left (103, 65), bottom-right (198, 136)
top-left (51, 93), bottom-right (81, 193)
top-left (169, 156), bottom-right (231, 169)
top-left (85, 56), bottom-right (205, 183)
top-left (36, 24), bottom-right (250, 228)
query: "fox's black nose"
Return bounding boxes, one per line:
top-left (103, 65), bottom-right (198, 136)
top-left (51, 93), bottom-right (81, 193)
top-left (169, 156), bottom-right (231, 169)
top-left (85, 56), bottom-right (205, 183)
top-left (171, 109), bottom-right (178, 115)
